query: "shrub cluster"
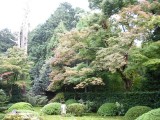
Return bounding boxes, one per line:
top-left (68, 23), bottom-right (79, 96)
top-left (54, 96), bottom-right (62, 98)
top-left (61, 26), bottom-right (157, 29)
top-left (49, 92), bottom-right (64, 103)
top-left (97, 103), bottom-right (117, 116)
top-left (67, 103), bottom-right (86, 116)
top-left (136, 108), bottom-right (160, 120)
top-left (64, 91), bottom-right (160, 112)
top-left (26, 94), bottom-right (48, 107)
top-left (124, 106), bottom-right (152, 120)
top-left (41, 102), bottom-right (61, 115)
top-left (7, 102), bottom-right (34, 112)
top-left (65, 99), bottom-right (77, 105)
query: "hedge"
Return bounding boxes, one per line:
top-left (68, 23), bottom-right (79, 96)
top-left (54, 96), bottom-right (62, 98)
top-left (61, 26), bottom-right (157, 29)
top-left (64, 91), bottom-right (160, 112)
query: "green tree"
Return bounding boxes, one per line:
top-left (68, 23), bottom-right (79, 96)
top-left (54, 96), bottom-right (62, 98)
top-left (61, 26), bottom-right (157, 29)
top-left (88, 0), bottom-right (137, 16)
top-left (0, 29), bottom-right (16, 53)
top-left (0, 46), bottom-right (32, 82)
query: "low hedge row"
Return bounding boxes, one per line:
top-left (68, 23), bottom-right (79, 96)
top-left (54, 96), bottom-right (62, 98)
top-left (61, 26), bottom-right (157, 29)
top-left (64, 91), bottom-right (160, 112)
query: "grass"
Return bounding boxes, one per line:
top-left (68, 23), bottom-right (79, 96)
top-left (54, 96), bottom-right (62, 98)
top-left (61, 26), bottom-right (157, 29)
top-left (41, 115), bottom-right (123, 120)
top-left (34, 107), bottom-right (123, 120)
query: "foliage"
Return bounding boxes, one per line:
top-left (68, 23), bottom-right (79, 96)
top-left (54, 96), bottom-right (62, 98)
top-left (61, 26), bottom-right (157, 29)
top-left (64, 91), bottom-right (160, 113)
top-left (115, 102), bottom-right (125, 115)
top-left (0, 84), bottom-right (23, 103)
top-left (0, 113), bottom-right (5, 119)
top-left (7, 102), bottom-right (34, 112)
top-left (124, 106), bottom-right (152, 120)
top-left (97, 103), bottom-right (117, 116)
top-left (0, 89), bottom-right (8, 103)
top-left (28, 3), bottom-right (83, 94)
top-left (136, 108), bottom-right (160, 120)
top-left (49, 92), bottom-right (64, 103)
top-left (67, 103), bottom-right (86, 116)
top-left (0, 28), bottom-right (16, 53)
top-left (91, 1), bottom-right (160, 90)
top-left (88, 0), bottom-right (137, 16)
top-left (31, 62), bottom-right (51, 95)
top-left (41, 102), bottom-right (61, 115)
top-left (85, 100), bottom-right (98, 112)
top-left (26, 94), bottom-right (48, 107)
top-left (0, 46), bottom-right (32, 82)
top-left (49, 27), bottom-right (106, 91)
top-left (65, 99), bottom-right (77, 105)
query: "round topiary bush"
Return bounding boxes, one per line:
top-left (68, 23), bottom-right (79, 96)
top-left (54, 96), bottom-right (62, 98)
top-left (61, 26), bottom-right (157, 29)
top-left (136, 108), bottom-right (160, 120)
top-left (67, 103), bottom-right (86, 116)
top-left (65, 99), bottom-right (77, 105)
top-left (7, 102), bottom-right (34, 112)
top-left (124, 106), bottom-right (152, 120)
top-left (0, 113), bottom-right (5, 119)
top-left (41, 102), bottom-right (61, 115)
top-left (97, 103), bottom-right (117, 116)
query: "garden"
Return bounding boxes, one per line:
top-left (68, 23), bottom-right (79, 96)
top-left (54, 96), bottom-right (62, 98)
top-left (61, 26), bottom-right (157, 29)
top-left (0, 0), bottom-right (160, 120)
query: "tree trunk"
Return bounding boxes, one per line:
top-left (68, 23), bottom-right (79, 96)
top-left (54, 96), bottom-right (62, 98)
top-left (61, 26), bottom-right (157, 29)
top-left (9, 85), bottom-right (12, 98)
top-left (117, 69), bottom-right (132, 91)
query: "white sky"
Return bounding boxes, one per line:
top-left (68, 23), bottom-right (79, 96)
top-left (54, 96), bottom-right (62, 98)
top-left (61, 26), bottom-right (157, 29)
top-left (0, 0), bottom-right (90, 32)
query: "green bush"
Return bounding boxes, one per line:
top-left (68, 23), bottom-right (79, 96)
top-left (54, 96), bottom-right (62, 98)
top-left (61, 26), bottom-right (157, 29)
top-left (0, 113), bottom-right (5, 119)
top-left (41, 102), bottom-right (61, 115)
top-left (136, 108), bottom-right (160, 120)
top-left (49, 92), bottom-right (64, 103)
top-left (26, 94), bottom-right (48, 107)
top-left (97, 103), bottom-right (117, 116)
top-left (124, 106), bottom-right (152, 120)
top-left (7, 102), bottom-right (34, 112)
top-left (64, 91), bottom-right (160, 112)
top-left (85, 100), bottom-right (98, 112)
top-left (67, 103), bottom-right (86, 116)
top-left (65, 99), bottom-right (77, 105)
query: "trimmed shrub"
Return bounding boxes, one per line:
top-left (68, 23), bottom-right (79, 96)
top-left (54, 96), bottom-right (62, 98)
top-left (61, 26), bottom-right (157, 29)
top-left (64, 91), bottom-right (160, 112)
top-left (3, 110), bottom-right (42, 120)
top-left (0, 113), bottom-right (5, 119)
top-left (85, 100), bottom-right (98, 112)
top-left (41, 102), bottom-right (61, 115)
top-left (65, 99), bottom-right (77, 105)
top-left (136, 108), bottom-right (160, 120)
top-left (49, 92), bottom-right (64, 103)
top-left (7, 102), bottom-right (33, 112)
top-left (97, 103), bottom-right (117, 116)
top-left (26, 94), bottom-right (48, 107)
top-left (67, 103), bottom-right (86, 116)
top-left (124, 106), bottom-right (152, 120)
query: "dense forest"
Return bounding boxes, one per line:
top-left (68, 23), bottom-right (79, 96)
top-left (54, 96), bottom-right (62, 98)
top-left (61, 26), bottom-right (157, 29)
top-left (0, 0), bottom-right (160, 119)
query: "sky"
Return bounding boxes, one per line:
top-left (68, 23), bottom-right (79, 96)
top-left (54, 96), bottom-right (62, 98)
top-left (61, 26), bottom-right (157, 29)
top-left (0, 0), bottom-right (90, 32)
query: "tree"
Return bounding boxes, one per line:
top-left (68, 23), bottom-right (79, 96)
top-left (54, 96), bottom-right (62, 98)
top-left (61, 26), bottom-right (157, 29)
top-left (28, 2), bottom-right (82, 82)
top-left (0, 46), bottom-right (32, 82)
top-left (0, 46), bottom-right (32, 97)
top-left (31, 62), bottom-right (52, 95)
top-left (0, 29), bottom-right (16, 53)
top-left (88, 0), bottom-right (138, 16)
top-left (92, 1), bottom-right (160, 90)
